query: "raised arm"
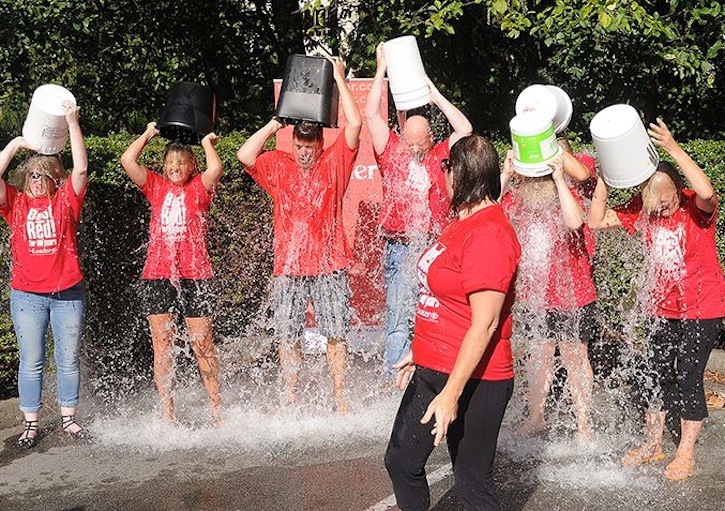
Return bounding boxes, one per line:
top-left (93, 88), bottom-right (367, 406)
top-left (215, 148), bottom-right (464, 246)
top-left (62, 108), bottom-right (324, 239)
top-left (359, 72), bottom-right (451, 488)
top-left (587, 175), bottom-right (622, 229)
top-left (236, 118), bottom-right (283, 169)
top-left (0, 137), bottom-right (35, 207)
top-left (649, 117), bottom-right (716, 213)
top-left (426, 77), bottom-right (473, 149)
top-left (552, 157), bottom-right (584, 230)
top-left (63, 102), bottom-right (88, 196)
top-left (561, 151), bottom-right (591, 183)
top-left (200, 133), bottom-right (223, 192)
top-left (420, 289), bottom-right (506, 446)
top-left (365, 43), bottom-right (391, 155)
top-left (329, 56), bottom-right (362, 150)
top-left (499, 150), bottom-right (515, 201)
top-left (120, 122), bottom-right (158, 188)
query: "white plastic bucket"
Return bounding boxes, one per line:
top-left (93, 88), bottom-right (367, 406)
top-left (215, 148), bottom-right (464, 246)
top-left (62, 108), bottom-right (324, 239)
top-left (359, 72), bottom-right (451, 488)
top-left (22, 84), bottom-right (76, 155)
top-left (515, 84), bottom-right (573, 134)
top-left (510, 112), bottom-right (561, 177)
top-left (383, 36), bottom-right (430, 111)
top-left (590, 104), bottom-right (659, 189)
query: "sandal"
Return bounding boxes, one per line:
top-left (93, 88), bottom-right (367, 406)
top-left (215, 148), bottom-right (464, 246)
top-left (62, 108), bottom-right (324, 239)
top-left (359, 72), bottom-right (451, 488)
top-left (664, 457), bottom-right (695, 481)
top-left (17, 419), bottom-right (39, 449)
top-left (621, 446), bottom-right (665, 467)
top-left (61, 415), bottom-right (93, 441)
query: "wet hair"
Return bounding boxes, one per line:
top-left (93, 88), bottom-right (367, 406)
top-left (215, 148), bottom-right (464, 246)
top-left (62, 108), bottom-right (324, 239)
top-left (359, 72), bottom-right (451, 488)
top-left (556, 136), bottom-right (573, 153)
top-left (293, 122), bottom-right (323, 143)
top-left (449, 134), bottom-right (501, 212)
top-left (16, 154), bottom-right (66, 196)
top-left (163, 141), bottom-right (198, 177)
top-left (654, 161), bottom-right (684, 192)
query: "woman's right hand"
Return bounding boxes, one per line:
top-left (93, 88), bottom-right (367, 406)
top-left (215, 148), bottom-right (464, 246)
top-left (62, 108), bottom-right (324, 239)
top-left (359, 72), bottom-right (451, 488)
top-left (393, 351), bottom-right (415, 390)
top-left (145, 122), bottom-right (160, 139)
top-left (502, 150), bottom-right (515, 180)
top-left (13, 136), bottom-right (38, 152)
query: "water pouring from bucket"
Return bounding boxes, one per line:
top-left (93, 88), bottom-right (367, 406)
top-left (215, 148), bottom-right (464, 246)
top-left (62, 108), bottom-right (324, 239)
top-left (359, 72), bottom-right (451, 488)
top-left (382, 36), bottom-right (430, 111)
top-left (590, 104), bottom-right (659, 189)
top-left (22, 84), bottom-right (77, 155)
top-left (509, 111), bottom-right (562, 177)
top-left (157, 82), bottom-right (216, 145)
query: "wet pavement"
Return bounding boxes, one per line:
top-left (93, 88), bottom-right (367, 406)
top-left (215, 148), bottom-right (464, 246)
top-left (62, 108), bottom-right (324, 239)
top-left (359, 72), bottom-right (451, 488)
top-left (1, 383), bottom-right (724, 511)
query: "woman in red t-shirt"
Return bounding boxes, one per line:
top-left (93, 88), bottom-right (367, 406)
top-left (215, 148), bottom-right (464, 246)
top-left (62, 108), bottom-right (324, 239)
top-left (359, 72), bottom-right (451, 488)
top-left (501, 145), bottom-right (597, 441)
top-left (385, 135), bottom-right (521, 511)
top-left (0, 102), bottom-right (91, 448)
top-left (589, 118), bottom-right (725, 480)
top-left (121, 122), bottom-right (223, 425)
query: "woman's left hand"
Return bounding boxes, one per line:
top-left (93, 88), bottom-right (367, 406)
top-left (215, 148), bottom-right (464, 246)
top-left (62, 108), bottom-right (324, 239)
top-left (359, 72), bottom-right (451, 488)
top-left (202, 132), bottom-right (220, 146)
top-left (62, 101), bottom-right (80, 126)
top-left (648, 117), bottom-right (678, 154)
top-left (420, 390), bottom-right (458, 446)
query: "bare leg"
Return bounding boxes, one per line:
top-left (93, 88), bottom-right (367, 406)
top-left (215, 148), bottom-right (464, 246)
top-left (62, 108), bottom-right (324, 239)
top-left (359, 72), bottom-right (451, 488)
top-left (186, 316), bottom-right (222, 425)
top-left (559, 341), bottom-right (594, 439)
top-left (519, 339), bottom-right (556, 435)
top-left (279, 340), bottom-right (303, 406)
top-left (327, 337), bottom-right (350, 414)
top-left (663, 419), bottom-right (701, 479)
top-left (148, 313), bottom-right (176, 421)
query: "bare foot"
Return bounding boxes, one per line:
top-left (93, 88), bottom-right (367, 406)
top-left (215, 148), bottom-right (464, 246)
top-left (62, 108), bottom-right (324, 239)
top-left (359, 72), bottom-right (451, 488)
top-left (515, 419), bottom-right (547, 438)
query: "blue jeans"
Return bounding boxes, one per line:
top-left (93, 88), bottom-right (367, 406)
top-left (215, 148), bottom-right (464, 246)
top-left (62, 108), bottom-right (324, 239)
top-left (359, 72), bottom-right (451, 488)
top-left (383, 239), bottom-right (420, 374)
top-left (11, 284), bottom-right (86, 413)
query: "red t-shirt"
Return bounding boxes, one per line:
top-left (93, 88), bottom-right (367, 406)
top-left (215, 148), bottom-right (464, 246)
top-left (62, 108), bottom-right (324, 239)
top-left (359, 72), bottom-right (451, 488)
top-left (502, 187), bottom-right (596, 310)
top-left (247, 132), bottom-right (358, 277)
top-left (412, 205), bottom-right (520, 381)
top-left (615, 189), bottom-right (725, 319)
top-left (0, 180), bottom-right (85, 293)
top-left (141, 172), bottom-right (213, 280)
top-left (376, 132), bottom-right (451, 238)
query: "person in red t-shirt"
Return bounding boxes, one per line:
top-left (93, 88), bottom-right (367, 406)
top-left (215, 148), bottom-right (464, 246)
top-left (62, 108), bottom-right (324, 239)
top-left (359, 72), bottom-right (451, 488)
top-left (121, 123), bottom-right (223, 425)
top-left (385, 135), bottom-right (520, 511)
top-left (500, 140), bottom-right (598, 441)
top-left (0, 102), bottom-right (91, 447)
top-left (365, 43), bottom-right (473, 377)
top-left (589, 118), bottom-right (725, 481)
top-left (236, 56), bottom-right (361, 413)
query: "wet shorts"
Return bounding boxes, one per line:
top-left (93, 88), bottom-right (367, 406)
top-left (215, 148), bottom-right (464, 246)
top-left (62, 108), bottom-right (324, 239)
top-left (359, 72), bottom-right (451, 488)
top-left (143, 279), bottom-right (214, 318)
top-left (271, 271), bottom-right (350, 341)
top-left (521, 302), bottom-right (598, 343)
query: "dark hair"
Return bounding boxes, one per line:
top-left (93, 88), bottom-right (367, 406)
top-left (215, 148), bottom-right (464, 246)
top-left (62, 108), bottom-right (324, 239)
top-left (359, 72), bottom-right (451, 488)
top-left (449, 134), bottom-right (501, 212)
top-left (293, 121), bottom-right (323, 143)
top-left (655, 160), bottom-right (684, 192)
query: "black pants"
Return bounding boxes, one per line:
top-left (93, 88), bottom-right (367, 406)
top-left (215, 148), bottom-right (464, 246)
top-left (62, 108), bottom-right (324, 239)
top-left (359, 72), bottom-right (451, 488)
top-left (385, 367), bottom-right (514, 511)
top-left (648, 318), bottom-right (722, 421)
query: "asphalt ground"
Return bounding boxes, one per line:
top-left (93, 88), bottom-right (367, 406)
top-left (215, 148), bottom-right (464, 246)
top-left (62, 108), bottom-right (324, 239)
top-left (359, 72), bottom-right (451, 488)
top-left (1, 350), bottom-right (724, 511)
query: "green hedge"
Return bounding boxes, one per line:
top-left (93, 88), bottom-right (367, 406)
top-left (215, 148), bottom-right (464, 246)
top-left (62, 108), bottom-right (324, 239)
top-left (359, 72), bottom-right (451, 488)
top-left (0, 134), bottom-right (724, 399)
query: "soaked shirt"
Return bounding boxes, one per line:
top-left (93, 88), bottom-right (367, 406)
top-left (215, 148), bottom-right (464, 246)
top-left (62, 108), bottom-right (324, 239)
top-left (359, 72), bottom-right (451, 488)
top-left (0, 180), bottom-right (85, 293)
top-left (247, 132), bottom-right (358, 277)
top-left (376, 132), bottom-right (451, 239)
top-left (501, 185), bottom-right (596, 310)
top-left (616, 189), bottom-right (725, 319)
top-left (141, 172), bottom-right (213, 280)
top-left (412, 205), bottom-right (520, 381)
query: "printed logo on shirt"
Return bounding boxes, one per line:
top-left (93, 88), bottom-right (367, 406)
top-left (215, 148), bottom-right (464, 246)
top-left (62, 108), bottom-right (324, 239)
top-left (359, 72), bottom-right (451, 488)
top-left (651, 224), bottom-right (686, 284)
top-left (26, 206), bottom-right (58, 255)
top-left (161, 192), bottom-right (187, 241)
top-left (416, 242), bottom-right (446, 321)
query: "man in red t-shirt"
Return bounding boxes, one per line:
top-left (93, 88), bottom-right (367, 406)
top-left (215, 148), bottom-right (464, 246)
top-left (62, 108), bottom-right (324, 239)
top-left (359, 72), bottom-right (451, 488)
top-left (365, 43), bottom-right (473, 376)
top-left (237, 56), bottom-right (362, 413)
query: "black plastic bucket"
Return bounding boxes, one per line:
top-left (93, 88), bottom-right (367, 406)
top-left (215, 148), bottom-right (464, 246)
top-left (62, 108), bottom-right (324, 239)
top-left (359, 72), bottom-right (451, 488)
top-left (275, 55), bottom-right (339, 127)
top-left (158, 82), bottom-right (216, 145)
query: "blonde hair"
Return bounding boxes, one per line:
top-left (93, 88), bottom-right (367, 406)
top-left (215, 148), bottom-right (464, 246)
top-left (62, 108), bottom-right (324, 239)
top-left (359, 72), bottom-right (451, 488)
top-left (15, 154), bottom-right (66, 197)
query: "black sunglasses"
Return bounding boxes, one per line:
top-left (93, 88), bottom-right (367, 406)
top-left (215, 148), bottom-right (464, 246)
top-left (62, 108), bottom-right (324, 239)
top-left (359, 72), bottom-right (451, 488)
top-left (29, 172), bottom-right (46, 181)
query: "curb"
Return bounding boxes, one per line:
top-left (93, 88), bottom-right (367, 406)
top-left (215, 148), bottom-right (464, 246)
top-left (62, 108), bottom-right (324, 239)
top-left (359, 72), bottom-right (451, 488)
top-left (1, 349), bottom-right (724, 432)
